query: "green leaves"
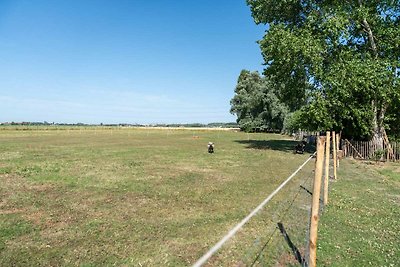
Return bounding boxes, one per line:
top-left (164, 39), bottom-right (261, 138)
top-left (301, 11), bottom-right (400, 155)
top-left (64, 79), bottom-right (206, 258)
top-left (246, 0), bottom-right (303, 25)
top-left (247, 0), bottom-right (400, 139)
top-left (230, 70), bottom-right (289, 132)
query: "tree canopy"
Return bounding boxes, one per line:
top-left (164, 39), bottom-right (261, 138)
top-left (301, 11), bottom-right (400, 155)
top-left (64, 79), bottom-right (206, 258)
top-left (246, 0), bottom-right (400, 140)
top-left (230, 70), bottom-right (289, 132)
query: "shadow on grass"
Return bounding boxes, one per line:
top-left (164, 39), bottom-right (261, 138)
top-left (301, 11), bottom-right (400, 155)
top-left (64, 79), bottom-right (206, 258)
top-left (249, 221), bottom-right (306, 266)
top-left (277, 222), bottom-right (305, 265)
top-left (300, 185), bottom-right (324, 205)
top-left (235, 139), bottom-right (315, 153)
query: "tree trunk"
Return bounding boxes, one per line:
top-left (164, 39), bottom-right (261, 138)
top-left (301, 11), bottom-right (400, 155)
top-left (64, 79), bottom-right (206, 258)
top-left (372, 126), bottom-right (384, 151)
top-left (372, 100), bottom-right (387, 157)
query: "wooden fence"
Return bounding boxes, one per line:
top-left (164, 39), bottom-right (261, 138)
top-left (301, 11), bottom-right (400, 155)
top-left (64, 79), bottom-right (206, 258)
top-left (342, 139), bottom-right (400, 161)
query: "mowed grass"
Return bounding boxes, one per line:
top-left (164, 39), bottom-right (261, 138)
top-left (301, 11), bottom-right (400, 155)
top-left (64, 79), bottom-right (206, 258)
top-left (318, 159), bottom-right (400, 266)
top-left (0, 128), bottom-right (314, 266)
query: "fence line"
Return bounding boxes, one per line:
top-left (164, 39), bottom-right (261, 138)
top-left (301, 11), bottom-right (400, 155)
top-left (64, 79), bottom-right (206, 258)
top-left (342, 139), bottom-right (400, 161)
top-left (192, 153), bottom-right (316, 267)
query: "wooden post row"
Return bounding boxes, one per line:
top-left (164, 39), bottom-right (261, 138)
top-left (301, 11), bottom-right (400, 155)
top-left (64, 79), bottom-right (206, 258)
top-left (309, 136), bottom-right (326, 267)
top-left (324, 132), bottom-right (331, 206)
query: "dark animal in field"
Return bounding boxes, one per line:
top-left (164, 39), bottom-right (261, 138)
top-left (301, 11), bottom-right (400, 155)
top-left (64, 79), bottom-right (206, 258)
top-left (294, 141), bottom-right (307, 154)
top-left (208, 142), bottom-right (214, 153)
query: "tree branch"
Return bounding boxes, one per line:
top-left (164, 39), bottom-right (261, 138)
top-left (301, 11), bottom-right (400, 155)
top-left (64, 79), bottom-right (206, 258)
top-left (358, 0), bottom-right (378, 58)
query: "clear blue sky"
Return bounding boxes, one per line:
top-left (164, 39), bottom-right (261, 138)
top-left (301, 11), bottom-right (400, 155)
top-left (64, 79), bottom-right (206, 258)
top-left (0, 0), bottom-right (265, 124)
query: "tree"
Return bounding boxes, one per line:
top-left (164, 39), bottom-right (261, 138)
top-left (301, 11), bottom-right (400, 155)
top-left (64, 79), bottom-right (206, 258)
top-left (386, 93), bottom-right (400, 140)
top-left (247, 0), bottom-right (400, 143)
top-left (230, 70), bottom-right (289, 132)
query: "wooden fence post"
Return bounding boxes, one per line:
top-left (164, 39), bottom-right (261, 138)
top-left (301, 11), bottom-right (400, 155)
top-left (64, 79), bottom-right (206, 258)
top-left (324, 132), bottom-right (331, 206)
top-left (332, 131), bottom-right (337, 179)
top-left (336, 133), bottom-right (340, 168)
top-left (309, 136), bottom-right (326, 267)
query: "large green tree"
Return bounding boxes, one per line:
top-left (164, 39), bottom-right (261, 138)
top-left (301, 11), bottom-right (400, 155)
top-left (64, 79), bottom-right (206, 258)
top-left (230, 70), bottom-right (289, 131)
top-left (247, 0), bottom-right (400, 142)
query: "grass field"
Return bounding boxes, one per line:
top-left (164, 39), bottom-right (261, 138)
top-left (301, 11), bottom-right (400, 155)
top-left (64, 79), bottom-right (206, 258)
top-left (318, 159), bottom-right (400, 267)
top-left (0, 128), bottom-right (315, 266)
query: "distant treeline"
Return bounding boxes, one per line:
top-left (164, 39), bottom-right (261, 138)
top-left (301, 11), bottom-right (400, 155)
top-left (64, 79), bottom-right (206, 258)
top-left (153, 122), bottom-right (239, 128)
top-left (0, 122), bottom-right (239, 128)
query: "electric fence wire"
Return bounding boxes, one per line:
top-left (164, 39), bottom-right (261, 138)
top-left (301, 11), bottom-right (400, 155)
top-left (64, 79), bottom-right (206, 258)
top-left (247, 170), bottom-right (314, 266)
top-left (193, 153), bottom-right (316, 267)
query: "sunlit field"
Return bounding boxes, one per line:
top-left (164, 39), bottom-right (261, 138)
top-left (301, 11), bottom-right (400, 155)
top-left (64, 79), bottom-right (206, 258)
top-left (318, 159), bottom-right (400, 266)
top-left (0, 127), bottom-right (315, 266)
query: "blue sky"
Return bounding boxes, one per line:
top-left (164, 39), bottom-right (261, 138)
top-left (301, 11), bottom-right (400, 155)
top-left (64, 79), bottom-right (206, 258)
top-left (0, 0), bottom-right (265, 124)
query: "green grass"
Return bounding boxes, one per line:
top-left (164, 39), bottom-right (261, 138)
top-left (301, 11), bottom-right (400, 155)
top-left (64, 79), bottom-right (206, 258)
top-left (0, 128), bottom-right (315, 266)
top-left (318, 160), bottom-right (400, 266)
top-left (3, 128), bottom-right (398, 266)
